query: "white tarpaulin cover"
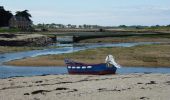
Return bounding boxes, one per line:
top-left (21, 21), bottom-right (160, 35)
top-left (105, 55), bottom-right (121, 68)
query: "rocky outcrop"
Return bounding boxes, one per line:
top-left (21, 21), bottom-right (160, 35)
top-left (0, 33), bottom-right (53, 46)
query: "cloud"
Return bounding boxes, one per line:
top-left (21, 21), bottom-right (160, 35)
top-left (31, 10), bottom-right (112, 17)
top-left (31, 5), bottom-right (170, 25)
top-left (31, 10), bottom-right (118, 25)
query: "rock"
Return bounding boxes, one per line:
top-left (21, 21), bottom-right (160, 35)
top-left (31, 90), bottom-right (50, 95)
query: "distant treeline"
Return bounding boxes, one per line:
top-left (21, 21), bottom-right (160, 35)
top-left (33, 23), bottom-right (170, 30)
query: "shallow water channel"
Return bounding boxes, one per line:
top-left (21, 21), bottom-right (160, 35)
top-left (0, 42), bottom-right (170, 79)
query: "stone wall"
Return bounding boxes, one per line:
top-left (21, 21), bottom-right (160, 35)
top-left (0, 33), bottom-right (53, 46)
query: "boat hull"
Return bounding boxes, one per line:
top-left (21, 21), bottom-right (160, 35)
top-left (65, 59), bottom-right (117, 75)
top-left (68, 70), bottom-right (116, 75)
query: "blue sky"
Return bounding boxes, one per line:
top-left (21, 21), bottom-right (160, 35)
top-left (1, 0), bottom-right (170, 26)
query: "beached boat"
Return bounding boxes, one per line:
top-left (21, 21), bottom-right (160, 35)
top-left (64, 55), bottom-right (121, 75)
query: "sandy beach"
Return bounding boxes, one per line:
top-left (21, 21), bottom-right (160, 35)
top-left (0, 74), bottom-right (170, 100)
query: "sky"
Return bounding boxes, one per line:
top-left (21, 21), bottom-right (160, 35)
top-left (1, 0), bottom-right (170, 26)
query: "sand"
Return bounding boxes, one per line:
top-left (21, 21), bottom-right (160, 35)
top-left (0, 74), bottom-right (170, 100)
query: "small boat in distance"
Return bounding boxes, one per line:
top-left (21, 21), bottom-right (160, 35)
top-left (64, 55), bottom-right (121, 75)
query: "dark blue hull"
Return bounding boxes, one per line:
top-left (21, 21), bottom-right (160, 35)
top-left (65, 59), bottom-right (117, 75)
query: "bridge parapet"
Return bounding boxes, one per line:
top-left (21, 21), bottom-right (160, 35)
top-left (56, 36), bottom-right (74, 43)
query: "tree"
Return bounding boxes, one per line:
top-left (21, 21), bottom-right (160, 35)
top-left (83, 24), bottom-right (87, 29)
top-left (57, 24), bottom-right (65, 28)
top-left (0, 6), bottom-right (13, 27)
top-left (119, 25), bottom-right (127, 28)
top-left (67, 24), bottom-right (72, 28)
top-left (49, 23), bottom-right (57, 28)
top-left (167, 25), bottom-right (170, 27)
top-left (15, 10), bottom-right (32, 22)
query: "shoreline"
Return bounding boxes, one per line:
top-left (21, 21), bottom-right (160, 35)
top-left (0, 73), bottom-right (170, 100)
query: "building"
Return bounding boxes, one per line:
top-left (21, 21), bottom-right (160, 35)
top-left (9, 16), bottom-right (32, 30)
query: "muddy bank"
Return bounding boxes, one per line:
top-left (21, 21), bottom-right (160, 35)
top-left (0, 33), bottom-right (53, 46)
top-left (0, 74), bottom-right (170, 100)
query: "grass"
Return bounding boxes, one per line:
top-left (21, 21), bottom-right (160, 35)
top-left (146, 26), bottom-right (170, 31)
top-left (78, 35), bottom-right (170, 43)
top-left (0, 28), bottom-right (20, 33)
top-left (5, 43), bottom-right (170, 67)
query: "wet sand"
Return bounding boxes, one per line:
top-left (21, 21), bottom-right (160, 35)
top-left (0, 74), bottom-right (170, 100)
